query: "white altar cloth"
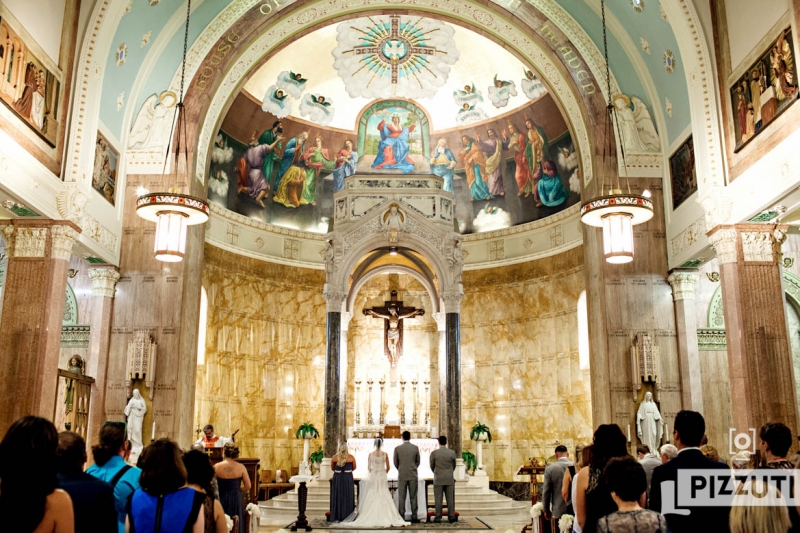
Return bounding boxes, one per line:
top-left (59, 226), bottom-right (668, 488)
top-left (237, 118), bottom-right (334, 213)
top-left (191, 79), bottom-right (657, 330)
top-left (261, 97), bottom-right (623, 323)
top-left (347, 438), bottom-right (438, 480)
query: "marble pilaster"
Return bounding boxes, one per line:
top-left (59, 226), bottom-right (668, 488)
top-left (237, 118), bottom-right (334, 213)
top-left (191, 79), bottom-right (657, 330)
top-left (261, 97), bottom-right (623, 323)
top-left (443, 290), bottom-right (463, 457)
top-left (667, 271), bottom-right (704, 412)
top-left (0, 220), bottom-right (80, 431)
top-left (86, 267), bottom-right (120, 441)
top-left (323, 285), bottom-right (347, 461)
top-left (708, 224), bottom-right (798, 435)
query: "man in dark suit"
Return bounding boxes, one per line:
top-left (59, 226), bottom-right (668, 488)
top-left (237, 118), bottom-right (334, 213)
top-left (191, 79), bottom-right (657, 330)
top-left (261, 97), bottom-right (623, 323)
top-left (57, 431), bottom-right (118, 533)
top-left (649, 410), bottom-right (731, 533)
top-left (429, 435), bottom-right (457, 523)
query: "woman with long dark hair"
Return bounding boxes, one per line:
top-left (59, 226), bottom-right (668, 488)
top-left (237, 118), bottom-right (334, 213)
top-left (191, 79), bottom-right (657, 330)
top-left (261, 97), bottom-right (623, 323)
top-left (575, 424), bottom-right (631, 532)
top-left (126, 439), bottom-right (204, 533)
top-left (0, 416), bottom-right (74, 533)
top-left (183, 450), bottom-right (227, 533)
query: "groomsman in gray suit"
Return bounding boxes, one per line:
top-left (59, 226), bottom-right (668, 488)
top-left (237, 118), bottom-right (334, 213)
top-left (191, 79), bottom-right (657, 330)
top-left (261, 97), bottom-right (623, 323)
top-left (542, 445), bottom-right (572, 521)
top-left (429, 435), bottom-right (457, 523)
top-left (394, 430), bottom-right (421, 522)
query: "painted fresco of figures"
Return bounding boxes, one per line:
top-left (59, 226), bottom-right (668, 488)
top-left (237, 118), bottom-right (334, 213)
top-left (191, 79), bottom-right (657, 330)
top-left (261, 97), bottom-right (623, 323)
top-left (459, 134), bottom-right (493, 202)
top-left (273, 132), bottom-right (309, 208)
top-left (258, 121), bottom-right (285, 187)
top-left (429, 138), bottom-right (457, 195)
top-left (537, 160), bottom-right (568, 207)
top-left (92, 133), bottom-right (118, 206)
top-left (771, 32), bottom-right (797, 101)
top-left (502, 122), bottom-right (532, 197)
top-left (476, 129), bottom-right (505, 197)
top-left (524, 116), bottom-right (549, 207)
top-left (333, 139), bottom-right (358, 193)
top-left (301, 135), bottom-right (335, 206)
top-left (237, 130), bottom-right (283, 207)
top-left (373, 112), bottom-right (416, 173)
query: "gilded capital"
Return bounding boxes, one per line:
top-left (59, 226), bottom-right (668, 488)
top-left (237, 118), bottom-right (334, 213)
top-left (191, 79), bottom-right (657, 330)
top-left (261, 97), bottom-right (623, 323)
top-left (50, 225), bottom-right (80, 261)
top-left (88, 268), bottom-right (120, 298)
top-left (667, 271), bottom-right (699, 301)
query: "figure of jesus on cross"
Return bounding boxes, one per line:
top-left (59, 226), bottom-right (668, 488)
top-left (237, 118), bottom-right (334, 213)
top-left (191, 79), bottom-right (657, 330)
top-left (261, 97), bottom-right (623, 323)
top-left (363, 290), bottom-right (424, 368)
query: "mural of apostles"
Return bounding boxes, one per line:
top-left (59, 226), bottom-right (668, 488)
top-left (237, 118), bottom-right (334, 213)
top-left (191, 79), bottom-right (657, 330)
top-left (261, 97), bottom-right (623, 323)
top-left (372, 112), bottom-right (416, 173)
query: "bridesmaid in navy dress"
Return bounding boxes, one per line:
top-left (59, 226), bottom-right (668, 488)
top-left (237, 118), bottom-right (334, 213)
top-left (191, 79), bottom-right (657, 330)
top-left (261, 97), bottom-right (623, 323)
top-left (213, 443), bottom-right (251, 533)
top-left (330, 443), bottom-right (357, 521)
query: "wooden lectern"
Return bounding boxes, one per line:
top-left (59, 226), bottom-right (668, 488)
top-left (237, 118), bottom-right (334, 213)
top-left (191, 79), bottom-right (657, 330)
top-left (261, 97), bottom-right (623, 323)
top-left (384, 425), bottom-right (401, 439)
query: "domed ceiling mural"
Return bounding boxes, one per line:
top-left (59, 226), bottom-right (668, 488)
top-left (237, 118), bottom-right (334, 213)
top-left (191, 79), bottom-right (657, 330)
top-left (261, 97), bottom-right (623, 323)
top-left (208, 15), bottom-right (583, 235)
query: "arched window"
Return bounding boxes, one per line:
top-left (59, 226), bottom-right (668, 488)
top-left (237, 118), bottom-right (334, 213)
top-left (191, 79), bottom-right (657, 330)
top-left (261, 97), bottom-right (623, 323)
top-left (578, 291), bottom-right (590, 370)
top-left (197, 287), bottom-right (208, 365)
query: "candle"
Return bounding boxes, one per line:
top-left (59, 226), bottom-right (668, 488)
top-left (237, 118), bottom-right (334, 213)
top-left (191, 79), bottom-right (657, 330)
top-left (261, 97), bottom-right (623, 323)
top-left (152, 420), bottom-right (156, 441)
top-left (627, 424), bottom-right (631, 442)
top-left (665, 423), bottom-right (669, 443)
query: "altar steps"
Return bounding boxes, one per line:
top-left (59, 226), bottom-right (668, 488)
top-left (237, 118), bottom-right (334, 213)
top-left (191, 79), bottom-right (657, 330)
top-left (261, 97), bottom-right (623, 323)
top-left (259, 479), bottom-right (530, 518)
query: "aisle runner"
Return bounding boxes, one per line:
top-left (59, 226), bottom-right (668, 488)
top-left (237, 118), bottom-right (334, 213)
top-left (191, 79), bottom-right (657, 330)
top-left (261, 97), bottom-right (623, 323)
top-left (285, 517), bottom-right (493, 530)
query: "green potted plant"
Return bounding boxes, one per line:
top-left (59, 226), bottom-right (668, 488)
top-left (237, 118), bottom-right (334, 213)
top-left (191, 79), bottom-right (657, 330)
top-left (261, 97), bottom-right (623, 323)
top-left (462, 451), bottom-right (477, 474)
top-left (470, 421), bottom-right (492, 442)
top-left (295, 422), bottom-right (320, 439)
top-left (310, 446), bottom-right (324, 473)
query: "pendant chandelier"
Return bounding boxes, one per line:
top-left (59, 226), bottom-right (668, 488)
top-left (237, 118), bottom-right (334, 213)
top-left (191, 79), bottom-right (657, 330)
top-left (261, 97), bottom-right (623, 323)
top-left (579, 0), bottom-right (653, 264)
top-left (135, 0), bottom-right (208, 262)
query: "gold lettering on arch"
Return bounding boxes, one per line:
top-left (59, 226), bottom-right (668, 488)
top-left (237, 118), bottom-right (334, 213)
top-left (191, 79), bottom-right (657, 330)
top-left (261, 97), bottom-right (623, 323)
top-left (259, 0), bottom-right (284, 15)
top-left (540, 23), bottom-right (597, 95)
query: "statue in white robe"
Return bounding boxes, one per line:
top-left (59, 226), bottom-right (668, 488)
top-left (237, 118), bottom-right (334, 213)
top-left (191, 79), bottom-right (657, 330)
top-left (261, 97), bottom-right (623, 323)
top-left (124, 389), bottom-right (147, 463)
top-left (636, 392), bottom-right (663, 453)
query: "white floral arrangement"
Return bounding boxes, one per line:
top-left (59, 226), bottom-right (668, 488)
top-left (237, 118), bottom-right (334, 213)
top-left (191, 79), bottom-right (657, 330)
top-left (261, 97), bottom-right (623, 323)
top-left (224, 514), bottom-right (233, 532)
top-left (530, 502), bottom-right (544, 519)
top-left (558, 514), bottom-right (574, 533)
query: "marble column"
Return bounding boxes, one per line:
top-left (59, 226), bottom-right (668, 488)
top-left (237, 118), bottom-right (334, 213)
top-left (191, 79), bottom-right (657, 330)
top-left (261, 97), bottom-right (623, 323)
top-left (708, 225), bottom-right (799, 435)
top-left (340, 311), bottom-right (352, 440)
top-left (86, 267), bottom-right (120, 441)
top-left (434, 312), bottom-right (447, 437)
top-left (442, 291), bottom-right (463, 457)
top-left (0, 221), bottom-right (80, 432)
top-left (322, 285), bottom-right (347, 480)
top-left (667, 271), bottom-right (704, 412)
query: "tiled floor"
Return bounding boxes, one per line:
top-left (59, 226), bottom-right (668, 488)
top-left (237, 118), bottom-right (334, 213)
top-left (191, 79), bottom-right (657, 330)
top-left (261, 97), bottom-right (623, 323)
top-left (257, 509), bottom-right (532, 533)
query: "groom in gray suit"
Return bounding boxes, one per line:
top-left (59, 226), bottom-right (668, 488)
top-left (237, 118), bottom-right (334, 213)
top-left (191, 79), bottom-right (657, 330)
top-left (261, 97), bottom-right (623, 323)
top-left (429, 435), bottom-right (457, 523)
top-left (393, 430), bottom-right (421, 522)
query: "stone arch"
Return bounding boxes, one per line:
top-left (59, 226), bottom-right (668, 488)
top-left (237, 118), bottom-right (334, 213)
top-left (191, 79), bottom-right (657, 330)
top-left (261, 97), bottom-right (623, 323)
top-left (347, 263), bottom-right (440, 316)
top-left (63, 283), bottom-right (79, 326)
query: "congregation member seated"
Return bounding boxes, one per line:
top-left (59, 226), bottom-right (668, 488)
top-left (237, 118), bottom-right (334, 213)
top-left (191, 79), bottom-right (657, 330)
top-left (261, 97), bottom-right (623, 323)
top-left (214, 442), bottom-right (251, 533)
top-left (87, 421), bottom-right (142, 533)
top-left (596, 456), bottom-right (666, 533)
top-left (126, 439), bottom-right (205, 533)
top-left (57, 431), bottom-right (117, 533)
top-left (183, 450), bottom-right (228, 533)
top-left (0, 416), bottom-right (74, 533)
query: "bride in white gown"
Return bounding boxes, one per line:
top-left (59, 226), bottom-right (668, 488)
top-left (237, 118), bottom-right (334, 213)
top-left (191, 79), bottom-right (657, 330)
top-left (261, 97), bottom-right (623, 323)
top-left (335, 439), bottom-right (409, 527)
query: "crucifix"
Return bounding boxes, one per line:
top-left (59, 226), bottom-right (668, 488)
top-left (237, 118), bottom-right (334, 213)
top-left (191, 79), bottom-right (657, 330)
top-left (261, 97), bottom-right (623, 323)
top-left (363, 290), bottom-right (424, 372)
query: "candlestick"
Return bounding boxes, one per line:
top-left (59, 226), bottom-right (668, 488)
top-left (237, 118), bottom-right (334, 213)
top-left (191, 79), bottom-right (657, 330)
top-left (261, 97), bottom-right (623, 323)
top-left (627, 424), bottom-right (631, 443)
top-left (354, 380), bottom-right (361, 426)
top-left (152, 420), bottom-right (156, 441)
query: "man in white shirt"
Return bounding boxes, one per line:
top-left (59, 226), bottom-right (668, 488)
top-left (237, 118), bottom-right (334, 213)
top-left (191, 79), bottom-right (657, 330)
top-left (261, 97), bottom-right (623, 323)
top-left (195, 424), bottom-right (232, 448)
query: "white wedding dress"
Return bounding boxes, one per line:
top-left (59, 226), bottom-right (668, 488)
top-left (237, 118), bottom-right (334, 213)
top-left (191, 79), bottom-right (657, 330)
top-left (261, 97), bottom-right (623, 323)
top-left (335, 451), bottom-right (408, 527)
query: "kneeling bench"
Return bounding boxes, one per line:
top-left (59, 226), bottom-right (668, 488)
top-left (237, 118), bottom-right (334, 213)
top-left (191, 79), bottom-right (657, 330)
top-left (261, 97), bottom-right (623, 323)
top-left (426, 511), bottom-right (459, 522)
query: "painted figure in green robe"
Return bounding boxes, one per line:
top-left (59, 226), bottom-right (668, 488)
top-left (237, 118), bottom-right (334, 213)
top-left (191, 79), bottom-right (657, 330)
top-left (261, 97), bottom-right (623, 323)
top-left (257, 120), bottom-right (285, 187)
top-left (300, 135), bottom-right (334, 206)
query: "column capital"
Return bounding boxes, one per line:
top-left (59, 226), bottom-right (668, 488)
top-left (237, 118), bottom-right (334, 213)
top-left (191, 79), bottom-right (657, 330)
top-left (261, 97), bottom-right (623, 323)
top-left (442, 290), bottom-right (463, 314)
top-left (50, 225), bottom-right (80, 261)
top-left (323, 283), bottom-right (348, 313)
top-left (88, 268), bottom-right (120, 298)
top-left (708, 224), bottom-right (789, 264)
top-left (0, 221), bottom-right (81, 260)
top-left (667, 271), bottom-right (699, 301)
top-left (707, 226), bottom-right (739, 265)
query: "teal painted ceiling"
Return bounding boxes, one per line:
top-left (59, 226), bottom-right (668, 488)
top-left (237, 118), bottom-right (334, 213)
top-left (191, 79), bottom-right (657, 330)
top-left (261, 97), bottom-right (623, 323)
top-left (99, 0), bottom-right (691, 147)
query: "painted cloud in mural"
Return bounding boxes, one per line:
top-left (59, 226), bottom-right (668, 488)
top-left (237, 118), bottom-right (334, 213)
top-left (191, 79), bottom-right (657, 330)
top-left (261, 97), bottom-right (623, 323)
top-left (276, 71), bottom-right (307, 99)
top-left (262, 84), bottom-right (293, 118)
top-left (452, 83), bottom-right (483, 107)
top-left (299, 93), bottom-right (335, 126)
top-left (332, 15), bottom-right (459, 100)
top-left (456, 103), bottom-right (488, 125)
top-left (472, 205), bottom-right (512, 233)
top-left (487, 76), bottom-right (518, 108)
top-left (521, 69), bottom-right (548, 100)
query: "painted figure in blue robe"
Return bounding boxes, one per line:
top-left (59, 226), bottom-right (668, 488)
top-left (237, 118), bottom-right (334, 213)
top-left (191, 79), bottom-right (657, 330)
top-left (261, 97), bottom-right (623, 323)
top-left (332, 139), bottom-right (358, 193)
top-left (429, 138), bottom-right (457, 195)
top-left (275, 133), bottom-right (307, 189)
top-left (372, 113), bottom-right (416, 173)
top-left (537, 160), bottom-right (569, 207)
top-left (459, 135), bottom-right (493, 202)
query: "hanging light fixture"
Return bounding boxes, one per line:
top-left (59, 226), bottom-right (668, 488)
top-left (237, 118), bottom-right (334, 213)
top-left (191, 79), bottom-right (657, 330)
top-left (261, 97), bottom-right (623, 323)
top-left (135, 0), bottom-right (208, 262)
top-left (580, 0), bottom-right (653, 264)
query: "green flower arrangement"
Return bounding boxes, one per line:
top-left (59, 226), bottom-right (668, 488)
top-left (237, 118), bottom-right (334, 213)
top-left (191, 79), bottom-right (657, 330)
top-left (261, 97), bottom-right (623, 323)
top-left (462, 451), bottom-right (477, 474)
top-left (295, 422), bottom-right (320, 439)
top-left (470, 422), bottom-right (493, 442)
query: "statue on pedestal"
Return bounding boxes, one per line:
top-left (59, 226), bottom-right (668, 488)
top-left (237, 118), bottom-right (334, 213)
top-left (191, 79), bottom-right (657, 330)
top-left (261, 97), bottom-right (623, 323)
top-left (636, 392), bottom-right (663, 453)
top-left (125, 389), bottom-right (147, 463)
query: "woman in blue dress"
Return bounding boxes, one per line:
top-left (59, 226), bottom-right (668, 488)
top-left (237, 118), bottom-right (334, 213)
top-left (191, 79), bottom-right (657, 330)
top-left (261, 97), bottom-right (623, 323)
top-left (329, 443), bottom-right (357, 522)
top-left (332, 139), bottom-right (358, 193)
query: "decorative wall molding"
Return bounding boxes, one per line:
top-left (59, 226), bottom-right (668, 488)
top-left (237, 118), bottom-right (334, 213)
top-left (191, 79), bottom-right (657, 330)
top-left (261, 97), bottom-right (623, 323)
top-left (61, 325), bottom-right (91, 347)
top-left (697, 328), bottom-right (726, 351)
